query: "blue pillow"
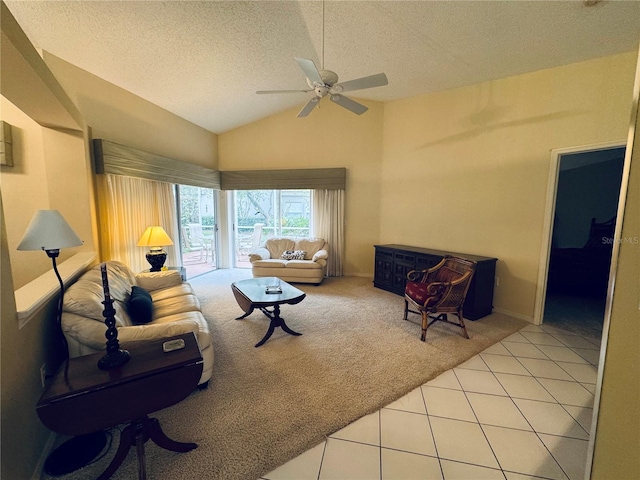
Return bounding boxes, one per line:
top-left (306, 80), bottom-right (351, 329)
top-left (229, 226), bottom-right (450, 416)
top-left (128, 286), bottom-right (153, 324)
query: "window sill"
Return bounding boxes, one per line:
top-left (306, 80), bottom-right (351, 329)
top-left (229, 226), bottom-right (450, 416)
top-left (15, 252), bottom-right (96, 329)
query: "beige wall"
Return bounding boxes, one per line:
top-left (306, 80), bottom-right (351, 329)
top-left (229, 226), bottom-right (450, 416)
top-left (219, 52), bottom-right (637, 320)
top-left (1, 96), bottom-right (94, 289)
top-left (219, 99), bottom-right (384, 275)
top-left (43, 52), bottom-right (219, 170)
top-left (591, 48), bottom-right (640, 479)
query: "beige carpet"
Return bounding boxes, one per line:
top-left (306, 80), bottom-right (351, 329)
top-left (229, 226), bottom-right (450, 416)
top-left (50, 270), bottom-right (527, 480)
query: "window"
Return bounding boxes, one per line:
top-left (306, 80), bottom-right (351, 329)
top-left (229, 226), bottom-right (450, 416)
top-left (234, 189), bottom-right (311, 267)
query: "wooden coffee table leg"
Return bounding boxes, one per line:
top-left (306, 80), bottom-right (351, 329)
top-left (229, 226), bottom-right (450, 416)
top-left (280, 318), bottom-right (302, 337)
top-left (255, 305), bottom-right (302, 347)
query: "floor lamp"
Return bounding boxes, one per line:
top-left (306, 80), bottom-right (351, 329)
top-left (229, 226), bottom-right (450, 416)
top-left (17, 210), bottom-right (107, 476)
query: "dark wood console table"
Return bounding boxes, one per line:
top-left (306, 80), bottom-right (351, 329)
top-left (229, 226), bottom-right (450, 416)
top-left (374, 245), bottom-right (497, 320)
top-left (37, 333), bottom-right (203, 480)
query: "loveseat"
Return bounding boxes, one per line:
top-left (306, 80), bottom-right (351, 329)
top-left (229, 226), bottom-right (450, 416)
top-left (249, 237), bottom-right (329, 284)
top-left (61, 261), bottom-right (213, 385)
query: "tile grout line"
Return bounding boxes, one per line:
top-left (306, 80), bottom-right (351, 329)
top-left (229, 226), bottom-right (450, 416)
top-left (450, 354), bottom-right (513, 478)
top-left (418, 381), bottom-right (445, 480)
top-left (484, 328), bottom-right (573, 479)
top-left (377, 409), bottom-right (382, 480)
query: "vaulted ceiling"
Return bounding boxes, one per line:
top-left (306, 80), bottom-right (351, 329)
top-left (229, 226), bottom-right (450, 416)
top-left (5, 0), bottom-right (640, 134)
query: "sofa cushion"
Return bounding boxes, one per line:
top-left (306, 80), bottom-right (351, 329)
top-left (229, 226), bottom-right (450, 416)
top-left (149, 283), bottom-right (195, 302)
top-left (285, 260), bottom-right (324, 270)
top-left (281, 250), bottom-right (306, 260)
top-left (136, 270), bottom-right (183, 291)
top-left (128, 286), bottom-right (154, 324)
top-left (251, 259), bottom-right (286, 268)
top-left (265, 238), bottom-right (296, 259)
top-left (153, 294), bottom-right (201, 319)
top-left (64, 262), bottom-right (134, 326)
top-left (294, 238), bottom-right (326, 260)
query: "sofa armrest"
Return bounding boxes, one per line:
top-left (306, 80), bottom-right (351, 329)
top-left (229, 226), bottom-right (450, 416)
top-left (116, 320), bottom-right (201, 344)
top-left (249, 247), bottom-right (271, 263)
top-left (312, 249), bottom-right (329, 262)
top-left (135, 270), bottom-right (183, 291)
top-left (62, 312), bottom-right (200, 351)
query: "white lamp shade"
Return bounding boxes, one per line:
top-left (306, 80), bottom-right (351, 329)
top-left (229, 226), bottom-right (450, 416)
top-left (17, 210), bottom-right (83, 251)
top-left (136, 226), bottom-right (174, 247)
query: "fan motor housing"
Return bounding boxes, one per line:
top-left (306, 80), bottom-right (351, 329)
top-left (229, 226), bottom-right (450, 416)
top-left (307, 69), bottom-right (339, 88)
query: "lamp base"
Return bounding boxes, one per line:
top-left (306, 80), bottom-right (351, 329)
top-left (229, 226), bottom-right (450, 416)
top-left (146, 251), bottom-right (167, 272)
top-left (98, 349), bottom-right (131, 370)
top-left (43, 431), bottom-right (107, 476)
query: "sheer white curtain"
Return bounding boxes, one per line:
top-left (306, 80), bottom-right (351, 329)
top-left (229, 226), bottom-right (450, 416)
top-left (97, 174), bottom-right (179, 273)
top-left (312, 189), bottom-right (344, 277)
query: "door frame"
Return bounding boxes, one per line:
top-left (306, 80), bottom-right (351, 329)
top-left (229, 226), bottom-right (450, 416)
top-left (532, 140), bottom-right (627, 325)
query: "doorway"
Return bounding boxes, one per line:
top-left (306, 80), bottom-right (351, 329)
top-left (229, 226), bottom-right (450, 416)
top-left (177, 185), bottom-right (218, 279)
top-left (541, 145), bottom-right (625, 336)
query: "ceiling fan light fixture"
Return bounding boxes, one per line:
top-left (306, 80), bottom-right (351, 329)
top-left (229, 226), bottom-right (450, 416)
top-left (256, 1), bottom-right (388, 118)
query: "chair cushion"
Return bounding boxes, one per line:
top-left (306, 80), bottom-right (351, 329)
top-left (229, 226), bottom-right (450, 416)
top-left (405, 282), bottom-right (446, 307)
top-left (128, 286), bottom-right (154, 324)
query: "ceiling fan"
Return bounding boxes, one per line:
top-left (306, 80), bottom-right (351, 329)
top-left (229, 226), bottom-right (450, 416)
top-left (257, 58), bottom-right (388, 118)
top-left (256, 1), bottom-right (388, 118)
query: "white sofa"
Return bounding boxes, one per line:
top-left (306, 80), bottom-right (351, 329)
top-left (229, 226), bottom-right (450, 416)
top-left (61, 261), bottom-right (213, 385)
top-left (249, 237), bottom-right (329, 284)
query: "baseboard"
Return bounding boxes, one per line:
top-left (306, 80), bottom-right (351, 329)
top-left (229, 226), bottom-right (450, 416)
top-left (345, 272), bottom-right (373, 278)
top-left (31, 431), bottom-right (57, 480)
top-left (492, 307), bottom-right (534, 324)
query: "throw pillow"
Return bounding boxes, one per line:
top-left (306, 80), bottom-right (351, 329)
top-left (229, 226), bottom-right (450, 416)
top-left (127, 286), bottom-right (154, 324)
top-left (281, 250), bottom-right (306, 260)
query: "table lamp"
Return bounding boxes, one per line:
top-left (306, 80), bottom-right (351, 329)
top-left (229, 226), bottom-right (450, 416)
top-left (137, 226), bottom-right (174, 271)
top-left (17, 210), bottom-right (83, 354)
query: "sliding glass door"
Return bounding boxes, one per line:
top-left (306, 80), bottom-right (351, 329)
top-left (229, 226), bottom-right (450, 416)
top-left (178, 185), bottom-right (218, 278)
top-left (234, 189), bottom-right (311, 267)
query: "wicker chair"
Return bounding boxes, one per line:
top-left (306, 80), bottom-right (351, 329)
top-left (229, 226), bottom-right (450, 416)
top-left (403, 255), bottom-right (478, 341)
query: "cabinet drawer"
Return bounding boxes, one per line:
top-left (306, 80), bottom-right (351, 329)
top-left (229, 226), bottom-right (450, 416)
top-left (394, 252), bottom-right (416, 264)
top-left (416, 256), bottom-right (441, 271)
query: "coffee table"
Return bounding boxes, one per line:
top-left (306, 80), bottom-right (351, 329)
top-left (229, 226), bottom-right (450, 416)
top-left (231, 277), bottom-right (306, 347)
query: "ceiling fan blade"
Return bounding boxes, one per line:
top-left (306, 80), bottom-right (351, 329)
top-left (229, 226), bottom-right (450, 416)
top-left (332, 73), bottom-right (388, 93)
top-left (297, 97), bottom-right (320, 118)
top-left (330, 94), bottom-right (368, 115)
top-left (256, 89), bottom-right (313, 94)
top-left (295, 57), bottom-right (323, 85)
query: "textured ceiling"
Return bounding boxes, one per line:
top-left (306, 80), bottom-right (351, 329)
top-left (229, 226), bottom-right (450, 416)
top-left (5, 0), bottom-right (640, 134)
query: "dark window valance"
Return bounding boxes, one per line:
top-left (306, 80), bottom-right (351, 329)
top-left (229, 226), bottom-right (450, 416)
top-left (220, 168), bottom-right (346, 190)
top-left (92, 139), bottom-right (220, 189)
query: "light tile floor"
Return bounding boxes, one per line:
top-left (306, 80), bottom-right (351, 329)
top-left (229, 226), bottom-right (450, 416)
top-left (261, 323), bottom-right (601, 480)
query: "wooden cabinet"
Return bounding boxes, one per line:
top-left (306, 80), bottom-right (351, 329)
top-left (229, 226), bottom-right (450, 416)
top-left (374, 244), bottom-right (497, 320)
